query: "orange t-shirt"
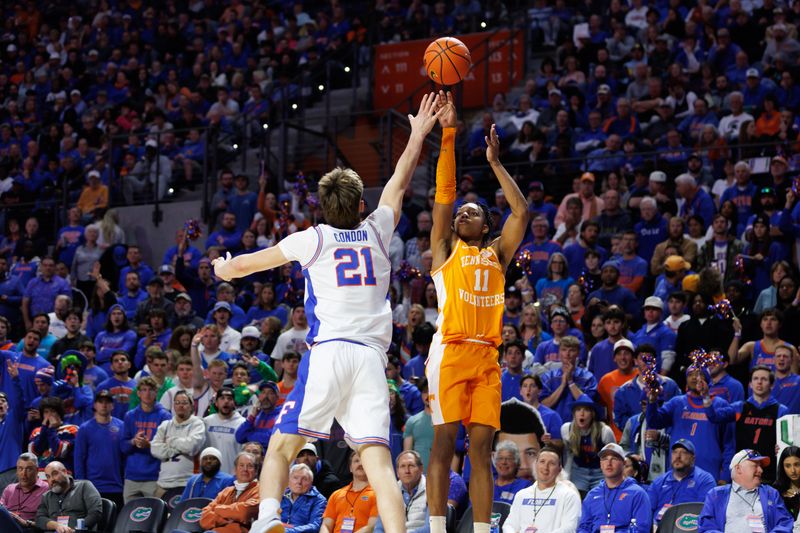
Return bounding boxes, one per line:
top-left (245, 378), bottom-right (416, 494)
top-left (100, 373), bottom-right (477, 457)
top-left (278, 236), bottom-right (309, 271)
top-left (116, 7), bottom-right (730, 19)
top-left (322, 483), bottom-right (378, 533)
top-left (277, 380), bottom-right (294, 406)
top-left (432, 239), bottom-right (505, 347)
top-left (598, 369), bottom-right (638, 440)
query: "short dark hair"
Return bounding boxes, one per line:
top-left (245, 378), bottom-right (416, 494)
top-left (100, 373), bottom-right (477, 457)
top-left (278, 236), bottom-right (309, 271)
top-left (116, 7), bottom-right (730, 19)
top-left (750, 364), bottom-right (775, 385)
top-left (603, 305), bottom-right (626, 323)
top-left (667, 291), bottom-right (687, 304)
top-left (634, 343), bottom-right (658, 360)
top-left (32, 313), bottom-right (50, 324)
top-left (39, 397), bottom-right (65, 419)
top-left (503, 339), bottom-right (527, 355)
top-left (761, 308), bottom-right (783, 324)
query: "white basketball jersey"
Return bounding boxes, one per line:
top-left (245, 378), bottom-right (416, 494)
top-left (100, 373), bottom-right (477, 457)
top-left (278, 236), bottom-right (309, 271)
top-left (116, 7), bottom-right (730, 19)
top-left (277, 205), bottom-right (395, 352)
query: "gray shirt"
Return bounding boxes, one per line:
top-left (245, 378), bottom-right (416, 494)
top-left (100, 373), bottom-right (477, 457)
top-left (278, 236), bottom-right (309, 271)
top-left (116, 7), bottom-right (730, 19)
top-left (725, 482), bottom-right (764, 533)
top-left (35, 478), bottom-right (103, 530)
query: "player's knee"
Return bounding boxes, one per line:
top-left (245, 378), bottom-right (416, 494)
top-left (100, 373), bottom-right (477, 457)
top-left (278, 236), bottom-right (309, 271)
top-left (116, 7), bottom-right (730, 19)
top-left (267, 433), bottom-right (306, 461)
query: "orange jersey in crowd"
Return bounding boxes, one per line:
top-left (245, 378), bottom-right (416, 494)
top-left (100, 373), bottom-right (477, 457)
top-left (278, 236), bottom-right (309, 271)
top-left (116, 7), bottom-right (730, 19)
top-left (431, 239), bottom-right (505, 347)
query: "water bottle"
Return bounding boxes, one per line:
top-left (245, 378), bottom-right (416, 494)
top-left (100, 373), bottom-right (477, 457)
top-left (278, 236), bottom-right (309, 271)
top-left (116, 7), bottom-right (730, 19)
top-left (628, 518), bottom-right (638, 533)
top-left (76, 518), bottom-right (85, 530)
top-left (489, 512), bottom-right (501, 533)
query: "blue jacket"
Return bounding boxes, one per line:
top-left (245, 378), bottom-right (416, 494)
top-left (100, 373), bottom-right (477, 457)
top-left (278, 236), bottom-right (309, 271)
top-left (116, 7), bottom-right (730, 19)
top-left (119, 404), bottom-right (172, 481)
top-left (540, 367), bottom-right (598, 422)
top-left (648, 466), bottom-right (717, 523)
top-left (93, 330), bottom-right (137, 372)
top-left (577, 477), bottom-right (652, 532)
top-left (646, 394), bottom-right (735, 481)
top-left (181, 471), bottom-right (235, 501)
top-left (280, 486), bottom-right (327, 533)
top-left (698, 484), bottom-right (794, 533)
top-left (399, 381), bottom-right (424, 416)
top-left (235, 408), bottom-right (280, 448)
top-left (0, 375), bottom-right (26, 471)
top-left (630, 322), bottom-right (676, 372)
top-left (74, 417), bottom-right (125, 492)
top-left (614, 376), bottom-right (681, 438)
top-left (773, 374), bottom-right (800, 414)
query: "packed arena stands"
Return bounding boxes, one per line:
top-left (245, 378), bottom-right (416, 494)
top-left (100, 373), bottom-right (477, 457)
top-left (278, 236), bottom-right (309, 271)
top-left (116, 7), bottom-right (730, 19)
top-left (3, 0), bottom-right (800, 531)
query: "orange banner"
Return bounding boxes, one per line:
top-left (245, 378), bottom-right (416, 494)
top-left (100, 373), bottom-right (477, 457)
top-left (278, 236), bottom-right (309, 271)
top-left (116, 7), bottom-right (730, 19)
top-left (372, 30), bottom-right (524, 110)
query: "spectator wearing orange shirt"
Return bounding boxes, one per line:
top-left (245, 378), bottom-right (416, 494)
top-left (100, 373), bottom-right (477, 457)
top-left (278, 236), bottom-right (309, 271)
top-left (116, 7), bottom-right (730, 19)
top-left (277, 351), bottom-right (300, 406)
top-left (76, 170), bottom-right (109, 219)
top-left (755, 94), bottom-right (782, 138)
top-left (598, 339), bottom-right (638, 440)
top-left (320, 451), bottom-right (379, 533)
top-left (199, 451), bottom-right (260, 533)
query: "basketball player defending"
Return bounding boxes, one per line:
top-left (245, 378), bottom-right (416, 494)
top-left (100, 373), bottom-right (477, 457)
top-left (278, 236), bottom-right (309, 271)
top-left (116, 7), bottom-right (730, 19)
top-left (212, 92), bottom-right (446, 533)
top-left (427, 91), bottom-right (529, 533)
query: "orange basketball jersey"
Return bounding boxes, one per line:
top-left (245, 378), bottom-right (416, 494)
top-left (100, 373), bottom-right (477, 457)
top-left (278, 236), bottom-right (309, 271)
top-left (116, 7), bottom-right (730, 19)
top-left (431, 239), bottom-right (505, 346)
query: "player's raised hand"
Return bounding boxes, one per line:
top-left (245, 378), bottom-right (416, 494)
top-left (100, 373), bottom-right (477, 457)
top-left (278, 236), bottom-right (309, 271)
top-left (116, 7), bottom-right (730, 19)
top-left (212, 251), bottom-right (234, 281)
top-left (408, 92), bottom-right (444, 137)
top-left (435, 90), bottom-right (457, 129)
top-left (485, 124), bottom-right (501, 164)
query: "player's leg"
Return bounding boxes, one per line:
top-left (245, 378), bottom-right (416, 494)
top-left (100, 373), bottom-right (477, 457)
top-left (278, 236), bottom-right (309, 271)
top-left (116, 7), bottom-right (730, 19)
top-left (336, 344), bottom-right (405, 533)
top-left (426, 340), bottom-right (470, 533)
top-left (358, 443), bottom-right (406, 533)
top-left (251, 431), bottom-right (308, 533)
top-left (427, 421), bottom-right (459, 533)
top-left (466, 344), bottom-right (502, 532)
top-left (466, 423), bottom-right (496, 530)
top-left (252, 345), bottom-right (343, 533)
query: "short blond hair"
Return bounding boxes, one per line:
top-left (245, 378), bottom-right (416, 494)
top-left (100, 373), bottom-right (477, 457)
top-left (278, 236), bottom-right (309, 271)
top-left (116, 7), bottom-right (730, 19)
top-left (318, 167), bottom-right (363, 229)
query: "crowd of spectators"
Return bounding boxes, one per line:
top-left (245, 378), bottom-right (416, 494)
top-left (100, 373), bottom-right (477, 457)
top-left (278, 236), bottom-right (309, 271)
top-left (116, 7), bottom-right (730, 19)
top-left (5, 0), bottom-right (800, 532)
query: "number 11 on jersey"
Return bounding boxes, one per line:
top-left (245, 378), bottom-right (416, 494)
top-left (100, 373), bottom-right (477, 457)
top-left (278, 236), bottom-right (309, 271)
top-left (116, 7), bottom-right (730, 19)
top-left (473, 268), bottom-right (489, 292)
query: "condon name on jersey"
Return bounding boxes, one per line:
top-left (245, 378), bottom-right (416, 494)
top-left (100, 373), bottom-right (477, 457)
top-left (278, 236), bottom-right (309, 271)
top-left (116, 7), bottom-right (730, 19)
top-left (276, 205), bottom-right (396, 353)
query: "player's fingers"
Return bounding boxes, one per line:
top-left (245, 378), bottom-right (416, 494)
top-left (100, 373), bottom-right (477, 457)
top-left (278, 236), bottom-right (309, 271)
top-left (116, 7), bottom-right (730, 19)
top-left (447, 91), bottom-right (454, 104)
top-left (226, 252), bottom-right (232, 261)
top-left (420, 92), bottom-right (430, 112)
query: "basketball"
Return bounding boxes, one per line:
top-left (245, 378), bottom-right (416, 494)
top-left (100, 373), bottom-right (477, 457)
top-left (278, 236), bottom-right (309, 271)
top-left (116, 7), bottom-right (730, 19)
top-left (424, 37), bottom-right (472, 86)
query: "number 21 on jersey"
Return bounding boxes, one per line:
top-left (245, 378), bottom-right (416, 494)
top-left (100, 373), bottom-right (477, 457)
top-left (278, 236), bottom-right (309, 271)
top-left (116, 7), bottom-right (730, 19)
top-left (335, 248), bottom-right (377, 287)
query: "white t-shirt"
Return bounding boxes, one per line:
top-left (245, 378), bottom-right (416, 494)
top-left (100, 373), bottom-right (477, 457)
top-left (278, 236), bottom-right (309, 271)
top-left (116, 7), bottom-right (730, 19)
top-left (277, 205), bottom-right (396, 352)
top-left (271, 327), bottom-right (310, 360)
top-left (503, 481), bottom-right (582, 533)
top-left (204, 412), bottom-right (246, 474)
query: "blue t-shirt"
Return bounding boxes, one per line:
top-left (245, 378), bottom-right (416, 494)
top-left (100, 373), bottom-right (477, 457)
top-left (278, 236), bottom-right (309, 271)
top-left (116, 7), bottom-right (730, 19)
top-left (493, 478), bottom-right (532, 505)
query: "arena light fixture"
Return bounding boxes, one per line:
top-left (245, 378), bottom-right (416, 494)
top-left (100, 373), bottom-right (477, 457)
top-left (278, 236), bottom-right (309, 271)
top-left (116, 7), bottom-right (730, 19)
top-left (480, 21), bottom-right (487, 28)
top-left (292, 103), bottom-right (298, 110)
top-left (232, 143), bottom-right (239, 150)
top-left (318, 84), bottom-right (325, 91)
top-left (262, 123), bottom-right (269, 130)
top-left (344, 66), bottom-right (351, 73)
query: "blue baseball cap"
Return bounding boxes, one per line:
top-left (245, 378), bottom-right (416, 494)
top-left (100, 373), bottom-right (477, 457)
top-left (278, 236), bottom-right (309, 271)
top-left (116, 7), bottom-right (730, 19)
top-left (671, 439), bottom-right (695, 455)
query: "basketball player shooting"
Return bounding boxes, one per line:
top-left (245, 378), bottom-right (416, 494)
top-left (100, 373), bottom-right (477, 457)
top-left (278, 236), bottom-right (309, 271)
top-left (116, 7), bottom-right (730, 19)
top-left (212, 92), bottom-right (446, 533)
top-left (426, 90), bottom-right (529, 533)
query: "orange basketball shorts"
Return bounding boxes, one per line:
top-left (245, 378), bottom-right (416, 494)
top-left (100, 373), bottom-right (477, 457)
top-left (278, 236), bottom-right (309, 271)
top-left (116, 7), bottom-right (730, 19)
top-left (426, 335), bottom-right (501, 429)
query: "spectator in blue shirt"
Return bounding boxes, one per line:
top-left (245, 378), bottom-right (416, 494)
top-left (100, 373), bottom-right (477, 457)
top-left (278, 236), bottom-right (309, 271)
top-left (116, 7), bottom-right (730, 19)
top-left (720, 161), bottom-right (758, 236)
top-left (181, 447), bottom-right (235, 501)
top-left (21, 256), bottom-right (72, 331)
top-left (74, 390), bottom-right (125, 508)
top-left (118, 271), bottom-right (148, 322)
top-left (280, 463), bottom-right (327, 533)
top-left (117, 245), bottom-right (154, 292)
top-left (501, 340), bottom-right (526, 402)
top-left (0, 256), bottom-right (25, 330)
top-left (677, 173), bottom-right (716, 227)
top-left (577, 443), bottom-right (652, 532)
top-left (540, 336), bottom-right (599, 422)
top-left (648, 439), bottom-right (717, 527)
top-left (206, 212), bottom-right (243, 251)
top-left (586, 261), bottom-right (639, 319)
top-left (229, 174), bottom-right (259, 233)
top-left (55, 207), bottom-right (85, 268)
top-left (631, 296), bottom-right (677, 373)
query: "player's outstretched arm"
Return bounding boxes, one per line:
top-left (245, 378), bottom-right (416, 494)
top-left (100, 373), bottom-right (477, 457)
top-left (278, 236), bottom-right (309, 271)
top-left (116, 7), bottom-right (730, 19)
top-left (430, 90), bottom-right (457, 271)
top-left (211, 246), bottom-right (289, 281)
top-left (379, 92), bottom-right (444, 225)
top-left (487, 124), bottom-right (529, 269)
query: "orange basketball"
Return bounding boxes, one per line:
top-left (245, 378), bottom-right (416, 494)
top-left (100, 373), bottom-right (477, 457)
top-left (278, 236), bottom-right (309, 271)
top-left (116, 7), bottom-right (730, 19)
top-left (424, 37), bottom-right (472, 86)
